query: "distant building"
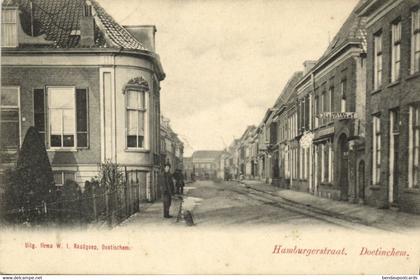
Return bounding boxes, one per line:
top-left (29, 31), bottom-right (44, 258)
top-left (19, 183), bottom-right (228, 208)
top-left (183, 157), bottom-right (193, 180)
top-left (191, 150), bottom-right (222, 180)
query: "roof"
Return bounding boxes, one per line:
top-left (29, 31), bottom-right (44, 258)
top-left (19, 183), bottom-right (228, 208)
top-left (319, 0), bottom-right (368, 61)
top-left (3, 0), bottom-right (147, 50)
top-left (192, 150), bottom-right (223, 159)
top-left (273, 71), bottom-right (303, 108)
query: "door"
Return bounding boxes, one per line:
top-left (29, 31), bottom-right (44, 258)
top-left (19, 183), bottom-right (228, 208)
top-left (338, 134), bottom-right (349, 200)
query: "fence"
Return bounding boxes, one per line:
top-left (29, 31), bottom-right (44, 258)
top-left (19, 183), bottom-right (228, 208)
top-left (2, 169), bottom-right (152, 228)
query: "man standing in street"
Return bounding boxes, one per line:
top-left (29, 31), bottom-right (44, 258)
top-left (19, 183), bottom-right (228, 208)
top-left (174, 169), bottom-right (185, 195)
top-left (160, 163), bottom-right (174, 218)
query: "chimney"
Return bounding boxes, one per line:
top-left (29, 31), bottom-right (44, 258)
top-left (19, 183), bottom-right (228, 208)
top-left (79, 3), bottom-right (95, 47)
top-left (303, 60), bottom-right (317, 76)
top-left (124, 25), bottom-right (156, 51)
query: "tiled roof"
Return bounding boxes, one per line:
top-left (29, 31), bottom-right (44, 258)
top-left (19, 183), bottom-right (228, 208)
top-left (319, 0), bottom-right (368, 60)
top-left (89, 0), bottom-right (146, 50)
top-left (7, 0), bottom-right (146, 50)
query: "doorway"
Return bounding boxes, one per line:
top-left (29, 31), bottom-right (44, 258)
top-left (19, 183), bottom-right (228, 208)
top-left (338, 134), bottom-right (349, 200)
top-left (357, 160), bottom-right (365, 202)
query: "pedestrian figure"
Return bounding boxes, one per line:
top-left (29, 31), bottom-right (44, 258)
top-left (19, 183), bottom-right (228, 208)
top-left (174, 169), bottom-right (185, 195)
top-left (160, 163), bottom-right (174, 218)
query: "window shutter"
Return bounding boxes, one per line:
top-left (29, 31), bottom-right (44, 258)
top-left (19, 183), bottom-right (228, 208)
top-left (33, 88), bottom-right (46, 144)
top-left (76, 88), bottom-right (88, 148)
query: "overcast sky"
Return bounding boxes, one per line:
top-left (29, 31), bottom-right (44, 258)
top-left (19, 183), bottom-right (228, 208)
top-left (98, 0), bottom-right (359, 156)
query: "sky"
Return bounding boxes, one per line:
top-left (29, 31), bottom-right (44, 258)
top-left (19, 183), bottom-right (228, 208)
top-left (98, 0), bottom-right (359, 156)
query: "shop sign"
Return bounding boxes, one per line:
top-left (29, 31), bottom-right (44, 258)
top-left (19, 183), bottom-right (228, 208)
top-left (317, 112), bottom-right (357, 120)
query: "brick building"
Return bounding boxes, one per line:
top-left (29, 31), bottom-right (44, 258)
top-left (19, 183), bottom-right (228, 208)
top-left (1, 0), bottom-right (165, 201)
top-left (297, 1), bottom-right (368, 201)
top-left (357, 0), bottom-right (420, 214)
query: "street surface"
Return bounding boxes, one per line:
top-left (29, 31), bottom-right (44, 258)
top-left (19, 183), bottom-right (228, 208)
top-left (119, 180), bottom-right (389, 232)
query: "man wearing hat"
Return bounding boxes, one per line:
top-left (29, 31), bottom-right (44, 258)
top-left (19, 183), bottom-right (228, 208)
top-left (160, 162), bottom-right (175, 218)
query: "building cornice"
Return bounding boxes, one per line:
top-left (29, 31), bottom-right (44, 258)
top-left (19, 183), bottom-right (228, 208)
top-left (1, 47), bottom-right (166, 80)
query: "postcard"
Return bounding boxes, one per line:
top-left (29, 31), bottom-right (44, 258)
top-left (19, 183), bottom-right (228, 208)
top-left (1, 0), bottom-right (419, 275)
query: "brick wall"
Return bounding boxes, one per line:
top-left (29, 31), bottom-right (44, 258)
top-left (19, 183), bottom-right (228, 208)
top-left (364, 0), bottom-right (420, 214)
top-left (1, 66), bottom-right (101, 165)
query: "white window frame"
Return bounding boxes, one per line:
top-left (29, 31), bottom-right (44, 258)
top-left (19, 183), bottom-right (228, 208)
top-left (340, 80), bottom-right (347, 113)
top-left (391, 20), bottom-right (401, 82)
top-left (411, 8), bottom-right (420, 74)
top-left (409, 106), bottom-right (420, 189)
top-left (47, 86), bottom-right (77, 150)
top-left (0, 86), bottom-right (21, 149)
top-left (374, 32), bottom-right (383, 90)
top-left (125, 89), bottom-right (149, 150)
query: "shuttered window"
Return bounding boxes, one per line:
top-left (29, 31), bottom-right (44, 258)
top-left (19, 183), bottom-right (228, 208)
top-left (34, 89), bottom-right (46, 144)
top-left (34, 87), bottom-right (89, 149)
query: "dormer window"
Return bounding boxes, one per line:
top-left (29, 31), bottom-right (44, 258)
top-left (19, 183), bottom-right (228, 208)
top-left (83, 4), bottom-right (92, 17)
top-left (1, 7), bottom-right (18, 47)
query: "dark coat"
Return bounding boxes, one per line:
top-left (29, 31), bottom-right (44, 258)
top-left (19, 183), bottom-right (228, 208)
top-left (160, 171), bottom-right (174, 197)
top-left (173, 171), bottom-right (185, 187)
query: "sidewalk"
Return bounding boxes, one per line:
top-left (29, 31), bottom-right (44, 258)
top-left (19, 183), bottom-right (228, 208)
top-left (240, 179), bottom-right (420, 232)
top-left (116, 193), bottom-right (195, 229)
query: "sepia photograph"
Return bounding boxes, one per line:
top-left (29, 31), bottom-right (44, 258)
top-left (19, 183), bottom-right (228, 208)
top-left (0, 0), bottom-right (420, 276)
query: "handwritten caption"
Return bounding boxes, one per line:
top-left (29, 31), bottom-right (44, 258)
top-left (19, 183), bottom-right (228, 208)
top-left (272, 245), bottom-right (410, 257)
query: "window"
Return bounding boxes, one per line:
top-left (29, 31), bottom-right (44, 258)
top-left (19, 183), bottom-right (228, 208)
top-left (314, 96), bottom-right (319, 128)
top-left (0, 87), bottom-right (20, 149)
top-left (412, 8), bottom-right (420, 74)
top-left (126, 90), bottom-right (146, 148)
top-left (1, 8), bottom-right (18, 47)
top-left (306, 148), bottom-right (310, 180)
top-left (329, 87), bottom-right (334, 113)
top-left (305, 95), bottom-right (310, 130)
top-left (374, 32), bottom-right (383, 90)
top-left (340, 80), bottom-right (347, 113)
top-left (53, 171), bottom-right (76, 186)
top-left (321, 144), bottom-right (325, 182)
top-left (328, 144), bottom-right (333, 182)
top-left (40, 87), bottom-right (88, 149)
top-left (321, 91), bottom-right (325, 125)
top-left (323, 144), bottom-right (329, 182)
top-left (409, 105), bottom-right (420, 188)
top-left (47, 87), bottom-right (78, 148)
top-left (372, 116), bottom-right (381, 184)
top-left (391, 21), bottom-right (401, 82)
top-left (300, 147), bottom-right (304, 180)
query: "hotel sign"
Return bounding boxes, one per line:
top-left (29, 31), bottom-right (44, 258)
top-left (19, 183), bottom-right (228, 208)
top-left (317, 112), bottom-right (357, 120)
